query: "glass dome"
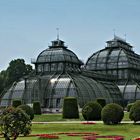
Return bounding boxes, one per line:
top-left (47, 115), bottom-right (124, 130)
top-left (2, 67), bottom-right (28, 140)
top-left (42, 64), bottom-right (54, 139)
top-left (85, 36), bottom-right (140, 104)
top-left (33, 39), bottom-right (82, 74)
top-left (86, 36), bottom-right (140, 82)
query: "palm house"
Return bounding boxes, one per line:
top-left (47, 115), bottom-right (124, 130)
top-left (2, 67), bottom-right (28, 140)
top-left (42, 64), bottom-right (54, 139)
top-left (86, 35), bottom-right (140, 104)
top-left (0, 37), bottom-right (122, 111)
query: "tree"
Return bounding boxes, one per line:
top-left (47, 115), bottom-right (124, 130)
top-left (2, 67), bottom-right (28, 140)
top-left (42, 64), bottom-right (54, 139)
top-left (6, 59), bottom-right (32, 85)
top-left (0, 59), bottom-right (33, 96)
top-left (0, 70), bottom-right (7, 96)
top-left (0, 106), bottom-right (32, 140)
top-left (0, 74), bottom-right (4, 94)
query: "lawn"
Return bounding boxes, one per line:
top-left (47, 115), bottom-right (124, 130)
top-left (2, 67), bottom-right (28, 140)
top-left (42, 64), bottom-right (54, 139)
top-left (32, 112), bottom-right (130, 122)
top-left (1, 112), bottom-right (139, 140)
top-left (1, 123), bottom-right (140, 140)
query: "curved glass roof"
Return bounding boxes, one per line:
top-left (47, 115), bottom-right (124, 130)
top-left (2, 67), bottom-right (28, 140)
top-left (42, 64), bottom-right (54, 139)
top-left (0, 72), bottom-right (122, 108)
top-left (37, 48), bottom-right (80, 64)
top-left (118, 80), bottom-right (140, 104)
top-left (86, 48), bottom-right (140, 70)
top-left (36, 39), bottom-right (81, 65)
top-left (86, 36), bottom-right (140, 80)
top-left (85, 36), bottom-right (140, 104)
top-left (33, 39), bottom-right (82, 73)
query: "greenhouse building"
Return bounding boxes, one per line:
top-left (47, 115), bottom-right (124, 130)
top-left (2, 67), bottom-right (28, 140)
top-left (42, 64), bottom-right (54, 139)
top-left (0, 37), bottom-right (122, 111)
top-left (86, 35), bottom-right (140, 104)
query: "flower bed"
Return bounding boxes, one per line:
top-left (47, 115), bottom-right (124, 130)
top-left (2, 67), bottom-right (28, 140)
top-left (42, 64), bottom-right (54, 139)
top-left (66, 132), bottom-right (97, 136)
top-left (83, 135), bottom-right (124, 140)
top-left (133, 138), bottom-right (140, 140)
top-left (36, 134), bottom-right (59, 139)
top-left (34, 132), bottom-right (97, 139)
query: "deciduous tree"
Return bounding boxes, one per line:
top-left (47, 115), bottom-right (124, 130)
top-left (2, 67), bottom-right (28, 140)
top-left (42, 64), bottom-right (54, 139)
top-left (0, 106), bottom-right (32, 140)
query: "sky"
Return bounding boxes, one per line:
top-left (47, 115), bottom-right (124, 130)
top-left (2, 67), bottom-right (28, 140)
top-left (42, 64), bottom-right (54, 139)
top-left (0, 0), bottom-right (140, 71)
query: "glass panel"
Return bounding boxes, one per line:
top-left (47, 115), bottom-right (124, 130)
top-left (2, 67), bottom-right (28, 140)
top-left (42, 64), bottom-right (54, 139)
top-left (24, 79), bottom-right (38, 104)
top-left (12, 81), bottom-right (25, 99)
top-left (0, 100), bottom-right (9, 106)
top-left (50, 63), bottom-right (57, 71)
top-left (44, 64), bottom-right (50, 72)
top-left (136, 87), bottom-right (140, 99)
top-left (37, 64), bottom-right (43, 72)
top-left (96, 51), bottom-right (108, 69)
top-left (57, 63), bottom-right (64, 71)
top-left (123, 85), bottom-right (136, 100)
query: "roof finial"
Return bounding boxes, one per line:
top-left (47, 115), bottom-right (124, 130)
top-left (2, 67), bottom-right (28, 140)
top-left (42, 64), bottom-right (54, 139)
top-left (56, 28), bottom-right (59, 40)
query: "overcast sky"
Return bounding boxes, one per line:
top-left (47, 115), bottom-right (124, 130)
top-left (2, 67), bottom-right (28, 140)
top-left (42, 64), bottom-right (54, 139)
top-left (0, 0), bottom-right (140, 71)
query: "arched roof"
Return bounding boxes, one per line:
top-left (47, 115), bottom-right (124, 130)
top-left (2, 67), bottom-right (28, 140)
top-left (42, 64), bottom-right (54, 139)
top-left (0, 72), bottom-right (122, 108)
top-left (36, 39), bottom-right (82, 65)
top-left (86, 36), bottom-right (140, 71)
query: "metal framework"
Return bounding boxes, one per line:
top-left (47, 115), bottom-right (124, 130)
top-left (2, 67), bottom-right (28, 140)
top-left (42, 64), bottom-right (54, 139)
top-left (0, 38), bottom-right (122, 109)
top-left (86, 36), bottom-right (140, 103)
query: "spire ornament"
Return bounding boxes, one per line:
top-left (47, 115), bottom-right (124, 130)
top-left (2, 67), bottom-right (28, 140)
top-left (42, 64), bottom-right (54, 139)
top-left (56, 28), bottom-right (59, 40)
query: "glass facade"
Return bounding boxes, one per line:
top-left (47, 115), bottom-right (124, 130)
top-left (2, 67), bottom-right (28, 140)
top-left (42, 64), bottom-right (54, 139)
top-left (86, 36), bottom-right (140, 103)
top-left (0, 38), bottom-right (122, 109)
top-left (0, 72), bottom-right (122, 108)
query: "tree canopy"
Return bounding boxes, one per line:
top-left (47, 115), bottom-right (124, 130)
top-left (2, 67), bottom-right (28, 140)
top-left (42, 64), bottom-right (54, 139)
top-left (0, 58), bottom-right (33, 95)
top-left (6, 59), bottom-right (32, 85)
top-left (0, 106), bottom-right (32, 140)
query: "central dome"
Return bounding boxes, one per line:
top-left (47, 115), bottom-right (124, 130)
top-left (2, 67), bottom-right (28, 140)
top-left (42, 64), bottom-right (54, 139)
top-left (37, 40), bottom-right (80, 64)
top-left (33, 39), bottom-right (82, 73)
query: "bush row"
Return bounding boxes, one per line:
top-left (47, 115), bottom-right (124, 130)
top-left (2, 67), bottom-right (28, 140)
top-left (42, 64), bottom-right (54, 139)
top-left (81, 100), bottom-right (140, 124)
top-left (12, 98), bottom-right (140, 124)
top-left (82, 101), bottom-right (124, 125)
top-left (12, 100), bottom-right (42, 120)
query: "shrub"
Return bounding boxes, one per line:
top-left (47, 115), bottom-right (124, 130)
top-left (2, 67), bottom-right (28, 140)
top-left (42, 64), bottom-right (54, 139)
top-left (62, 97), bottom-right (79, 119)
top-left (18, 104), bottom-right (34, 120)
top-left (0, 106), bottom-right (31, 140)
top-left (127, 103), bottom-right (134, 112)
top-left (101, 103), bottom-right (124, 125)
top-left (82, 101), bottom-right (102, 121)
top-left (12, 99), bottom-right (22, 107)
top-left (129, 100), bottom-right (140, 123)
top-left (33, 101), bottom-right (42, 115)
top-left (96, 98), bottom-right (106, 107)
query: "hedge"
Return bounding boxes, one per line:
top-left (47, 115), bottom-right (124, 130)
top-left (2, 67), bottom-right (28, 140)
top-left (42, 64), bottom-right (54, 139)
top-left (62, 97), bottom-right (79, 119)
top-left (82, 101), bottom-right (102, 121)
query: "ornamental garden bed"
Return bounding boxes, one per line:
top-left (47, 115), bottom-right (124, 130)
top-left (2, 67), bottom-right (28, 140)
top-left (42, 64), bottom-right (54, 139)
top-left (33, 133), bottom-right (124, 140)
top-left (1, 122), bottom-right (140, 139)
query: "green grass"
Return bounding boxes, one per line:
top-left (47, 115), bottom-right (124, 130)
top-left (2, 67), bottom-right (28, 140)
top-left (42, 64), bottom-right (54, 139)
top-left (33, 113), bottom-right (84, 122)
top-left (33, 112), bottom-right (130, 122)
top-left (1, 123), bottom-right (140, 140)
top-left (1, 112), bottom-right (136, 140)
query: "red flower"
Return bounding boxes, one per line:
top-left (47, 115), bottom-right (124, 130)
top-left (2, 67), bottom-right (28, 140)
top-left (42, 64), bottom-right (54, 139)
top-left (133, 138), bottom-right (140, 140)
top-left (83, 135), bottom-right (124, 140)
top-left (36, 134), bottom-right (59, 139)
